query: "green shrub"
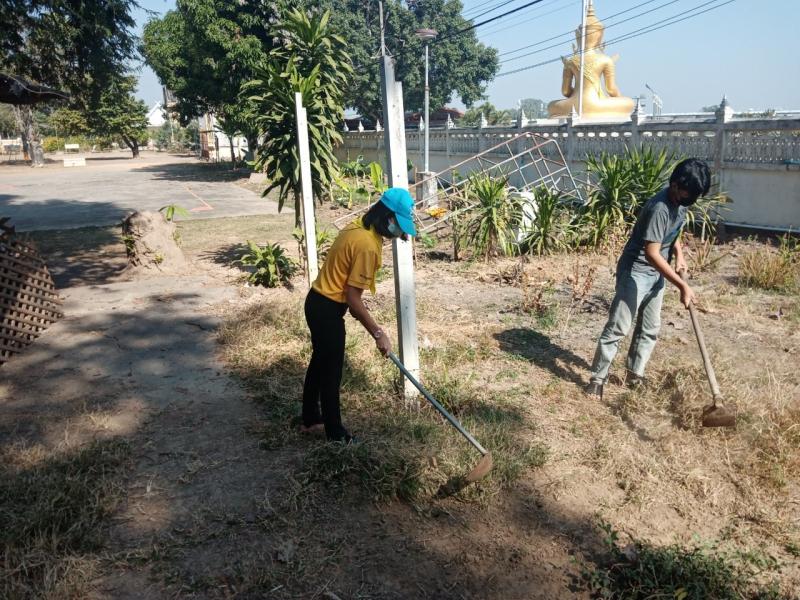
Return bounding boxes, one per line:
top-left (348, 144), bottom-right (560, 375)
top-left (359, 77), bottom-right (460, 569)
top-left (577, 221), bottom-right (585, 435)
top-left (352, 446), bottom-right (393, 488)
top-left (581, 147), bottom-right (677, 248)
top-left (340, 154), bottom-right (367, 178)
top-left (520, 186), bottom-right (571, 256)
top-left (292, 226), bottom-right (335, 270)
top-left (237, 241), bottom-right (298, 287)
top-left (465, 173), bottom-right (522, 259)
top-left (42, 137), bottom-right (62, 153)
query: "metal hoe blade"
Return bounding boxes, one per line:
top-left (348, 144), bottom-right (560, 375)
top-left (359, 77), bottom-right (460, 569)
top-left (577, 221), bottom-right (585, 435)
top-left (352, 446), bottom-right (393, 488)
top-left (388, 352), bottom-right (493, 482)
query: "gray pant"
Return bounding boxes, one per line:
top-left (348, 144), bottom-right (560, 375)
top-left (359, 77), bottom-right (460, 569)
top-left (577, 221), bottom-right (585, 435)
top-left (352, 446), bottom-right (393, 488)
top-left (590, 268), bottom-right (665, 383)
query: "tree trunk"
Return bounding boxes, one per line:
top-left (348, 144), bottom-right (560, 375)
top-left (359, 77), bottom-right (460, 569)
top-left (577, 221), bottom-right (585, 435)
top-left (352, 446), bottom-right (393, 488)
top-left (245, 132), bottom-right (258, 163)
top-left (19, 107), bottom-right (45, 167)
top-left (123, 136), bottom-right (140, 158)
top-left (227, 134), bottom-right (236, 168)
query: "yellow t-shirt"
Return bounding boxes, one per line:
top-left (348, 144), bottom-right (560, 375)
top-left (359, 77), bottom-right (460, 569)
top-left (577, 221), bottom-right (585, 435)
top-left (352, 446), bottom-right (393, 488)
top-left (312, 217), bottom-right (383, 303)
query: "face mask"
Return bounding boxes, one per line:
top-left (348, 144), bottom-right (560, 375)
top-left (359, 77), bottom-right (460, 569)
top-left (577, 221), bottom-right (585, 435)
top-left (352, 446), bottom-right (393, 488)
top-left (387, 219), bottom-right (403, 238)
top-left (679, 196), bottom-right (698, 207)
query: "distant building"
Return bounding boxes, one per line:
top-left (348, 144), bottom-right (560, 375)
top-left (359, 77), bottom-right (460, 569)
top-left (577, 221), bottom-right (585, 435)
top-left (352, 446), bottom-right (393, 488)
top-left (197, 113), bottom-right (248, 162)
top-left (405, 107), bottom-right (464, 129)
top-left (147, 102), bottom-right (166, 127)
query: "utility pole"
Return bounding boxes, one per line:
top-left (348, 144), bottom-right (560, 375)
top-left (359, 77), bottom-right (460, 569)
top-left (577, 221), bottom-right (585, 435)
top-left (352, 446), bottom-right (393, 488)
top-left (379, 1), bottom-right (420, 402)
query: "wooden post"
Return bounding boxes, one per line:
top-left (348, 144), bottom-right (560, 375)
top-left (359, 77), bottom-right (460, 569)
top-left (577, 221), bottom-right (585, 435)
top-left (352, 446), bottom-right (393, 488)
top-left (380, 55), bottom-right (420, 402)
top-left (295, 92), bottom-right (319, 286)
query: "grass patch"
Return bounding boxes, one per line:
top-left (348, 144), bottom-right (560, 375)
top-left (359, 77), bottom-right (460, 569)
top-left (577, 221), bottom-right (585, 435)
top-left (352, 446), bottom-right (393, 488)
top-left (0, 439), bottom-right (131, 599)
top-left (219, 298), bottom-right (548, 505)
top-left (738, 236), bottom-right (799, 292)
top-left (583, 523), bottom-right (787, 599)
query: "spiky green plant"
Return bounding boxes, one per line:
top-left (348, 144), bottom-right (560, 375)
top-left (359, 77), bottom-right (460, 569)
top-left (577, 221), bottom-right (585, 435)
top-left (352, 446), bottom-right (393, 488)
top-left (626, 146), bottom-right (677, 214)
top-left (520, 186), bottom-right (571, 256)
top-left (237, 241), bottom-right (298, 288)
top-left (244, 8), bottom-right (352, 225)
top-left (582, 147), bottom-right (678, 247)
top-left (465, 173), bottom-right (522, 259)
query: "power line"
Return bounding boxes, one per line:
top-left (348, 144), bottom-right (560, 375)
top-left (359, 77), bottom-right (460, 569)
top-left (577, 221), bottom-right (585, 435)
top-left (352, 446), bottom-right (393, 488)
top-left (500, 0), bottom-right (734, 64)
top-left (497, 0), bottom-right (665, 56)
top-left (463, 0), bottom-right (524, 21)
top-left (434, 0), bottom-right (549, 45)
top-left (496, 0), bottom-right (736, 77)
top-left (479, 0), bottom-right (578, 38)
top-left (499, 0), bottom-right (684, 61)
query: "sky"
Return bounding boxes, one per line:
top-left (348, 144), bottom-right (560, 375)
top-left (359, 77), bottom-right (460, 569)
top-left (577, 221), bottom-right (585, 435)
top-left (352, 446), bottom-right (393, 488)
top-left (134, 0), bottom-right (800, 114)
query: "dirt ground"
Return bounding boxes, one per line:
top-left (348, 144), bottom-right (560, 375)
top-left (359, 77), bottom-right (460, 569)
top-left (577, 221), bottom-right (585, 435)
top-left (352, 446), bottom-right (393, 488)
top-left (2, 196), bottom-right (799, 598)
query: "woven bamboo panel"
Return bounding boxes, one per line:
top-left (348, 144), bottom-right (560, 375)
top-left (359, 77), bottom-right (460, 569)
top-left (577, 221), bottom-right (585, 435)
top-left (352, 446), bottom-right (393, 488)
top-left (0, 218), bottom-right (62, 366)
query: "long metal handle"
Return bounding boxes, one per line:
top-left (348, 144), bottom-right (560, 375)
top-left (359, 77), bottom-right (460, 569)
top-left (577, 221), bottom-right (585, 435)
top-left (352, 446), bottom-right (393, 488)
top-left (388, 352), bottom-right (488, 456)
top-left (680, 271), bottom-right (722, 400)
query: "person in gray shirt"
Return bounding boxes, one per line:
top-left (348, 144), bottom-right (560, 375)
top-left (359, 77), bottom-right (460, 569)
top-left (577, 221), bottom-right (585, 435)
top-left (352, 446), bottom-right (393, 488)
top-left (586, 158), bottom-right (711, 399)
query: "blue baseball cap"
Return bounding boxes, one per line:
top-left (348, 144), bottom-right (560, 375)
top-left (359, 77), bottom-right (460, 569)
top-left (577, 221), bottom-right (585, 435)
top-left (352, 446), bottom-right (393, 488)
top-left (379, 187), bottom-right (416, 236)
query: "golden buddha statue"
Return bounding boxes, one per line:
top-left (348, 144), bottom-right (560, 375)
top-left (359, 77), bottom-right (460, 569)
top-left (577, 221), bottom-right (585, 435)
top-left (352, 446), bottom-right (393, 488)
top-left (547, 0), bottom-right (635, 120)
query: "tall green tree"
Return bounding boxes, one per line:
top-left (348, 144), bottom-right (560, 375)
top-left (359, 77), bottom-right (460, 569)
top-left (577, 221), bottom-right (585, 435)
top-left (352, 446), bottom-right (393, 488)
top-left (319, 0), bottom-right (498, 119)
top-left (0, 0), bottom-right (140, 165)
top-left (245, 8), bottom-right (352, 223)
top-left (141, 0), bottom-right (278, 151)
top-left (89, 76), bottom-right (149, 158)
top-left (48, 108), bottom-right (89, 138)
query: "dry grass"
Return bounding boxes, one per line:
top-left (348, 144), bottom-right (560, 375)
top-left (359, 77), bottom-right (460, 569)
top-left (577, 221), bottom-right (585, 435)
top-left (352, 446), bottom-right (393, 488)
top-left (217, 296), bottom-right (548, 505)
top-left (0, 439), bottom-right (131, 599)
top-left (738, 237), bottom-right (799, 292)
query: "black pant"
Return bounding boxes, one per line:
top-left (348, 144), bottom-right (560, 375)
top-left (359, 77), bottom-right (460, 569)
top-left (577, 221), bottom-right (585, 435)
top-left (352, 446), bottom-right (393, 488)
top-left (303, 288), bottom-right (349, 440)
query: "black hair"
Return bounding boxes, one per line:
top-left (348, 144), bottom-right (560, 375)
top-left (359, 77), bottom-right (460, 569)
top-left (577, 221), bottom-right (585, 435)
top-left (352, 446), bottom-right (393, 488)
top-left (362, 200), bottom-right (394, 238)
top-left (669, 158), bottom-right (711, 199)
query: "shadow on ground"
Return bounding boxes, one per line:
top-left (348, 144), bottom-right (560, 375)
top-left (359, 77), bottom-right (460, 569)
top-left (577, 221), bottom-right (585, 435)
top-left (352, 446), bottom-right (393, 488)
top-left (199, 242), bottom-right (249, 274)
top-left (133, 161), bottom-right (248, 183)
top-left (26, 224), bottom-right (127, 288)
top-left (494, 327), bottom-right (590, 387)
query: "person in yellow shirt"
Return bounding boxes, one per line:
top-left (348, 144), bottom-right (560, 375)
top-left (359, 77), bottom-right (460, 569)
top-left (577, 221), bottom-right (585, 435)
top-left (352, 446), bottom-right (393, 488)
top-left (302, 187), bottom-right (417, 443)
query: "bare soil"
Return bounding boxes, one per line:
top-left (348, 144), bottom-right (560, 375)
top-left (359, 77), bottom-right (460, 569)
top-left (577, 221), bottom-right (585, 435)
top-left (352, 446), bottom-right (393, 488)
top-left (2, 207), bottom-right (798, 599)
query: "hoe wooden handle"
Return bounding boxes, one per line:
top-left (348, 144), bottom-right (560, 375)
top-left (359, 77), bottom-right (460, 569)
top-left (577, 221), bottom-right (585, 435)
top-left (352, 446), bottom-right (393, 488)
top-left (680, 270), bottom-right (723, 400)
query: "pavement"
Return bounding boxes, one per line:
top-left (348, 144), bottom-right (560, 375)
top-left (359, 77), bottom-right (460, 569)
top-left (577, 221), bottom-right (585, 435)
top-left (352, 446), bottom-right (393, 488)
top-left (0, 152), bottom-right (284, 231)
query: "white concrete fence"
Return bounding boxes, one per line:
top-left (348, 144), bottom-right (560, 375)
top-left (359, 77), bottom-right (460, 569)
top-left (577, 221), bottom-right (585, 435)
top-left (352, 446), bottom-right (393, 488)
top-left (337, 101), bottom-right (800, 231)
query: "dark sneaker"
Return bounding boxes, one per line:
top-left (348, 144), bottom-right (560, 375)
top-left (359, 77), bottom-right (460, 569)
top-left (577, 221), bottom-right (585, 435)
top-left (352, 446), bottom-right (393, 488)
top-left (329, 433), bottom-right (359, 445)
top-left (625, 372), bottom-right (647, 390)
top-left (585, 381), bottom-right (604, 400)
top-left (299, 422), bottom-right (325, 435)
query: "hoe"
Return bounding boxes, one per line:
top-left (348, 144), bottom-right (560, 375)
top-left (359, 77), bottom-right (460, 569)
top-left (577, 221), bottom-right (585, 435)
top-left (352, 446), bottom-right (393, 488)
top-left (681, 271), bottom-right (736, 428)
top-left (388, 352), bottom-right (493, 482)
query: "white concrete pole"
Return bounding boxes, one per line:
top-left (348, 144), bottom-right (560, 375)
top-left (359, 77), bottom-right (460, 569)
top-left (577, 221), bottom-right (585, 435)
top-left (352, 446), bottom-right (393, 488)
top-left (578, 0), bottom-right (588, 119)
top-left (295, 92), bottom-right (319, 285)
top-left (380, 55), bottom-right (420, 402)
top-left (424, 43), bottom-right (431, 173)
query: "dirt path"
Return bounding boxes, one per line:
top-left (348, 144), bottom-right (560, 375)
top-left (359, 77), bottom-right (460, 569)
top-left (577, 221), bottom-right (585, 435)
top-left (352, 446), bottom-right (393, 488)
top-left (0, 272), bottom-right (295, 598)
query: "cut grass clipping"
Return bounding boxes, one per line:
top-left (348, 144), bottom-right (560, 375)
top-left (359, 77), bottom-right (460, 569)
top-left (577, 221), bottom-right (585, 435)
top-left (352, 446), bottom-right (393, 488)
top-left (219, 301), bottom-right (548, 503)
top-left (583, 523), bottom-right (788, 599)
top-left (0, 439), bottom-right (131, 599)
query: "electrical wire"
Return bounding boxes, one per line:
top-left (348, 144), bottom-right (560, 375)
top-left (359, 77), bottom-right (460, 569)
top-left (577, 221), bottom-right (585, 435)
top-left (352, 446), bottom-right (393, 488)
top-left (497, 0), bottom-right (669, 56)
top-left (434, 0), bottom-right (549, 45)
top-left (462, 0), bottom-right (525, 21)
top-left (499, 0), bottom-right (684, 61)
top-left (496, 0), bottom-right (736, 77)
top-left (479, 0), bottom-right (578, 38)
